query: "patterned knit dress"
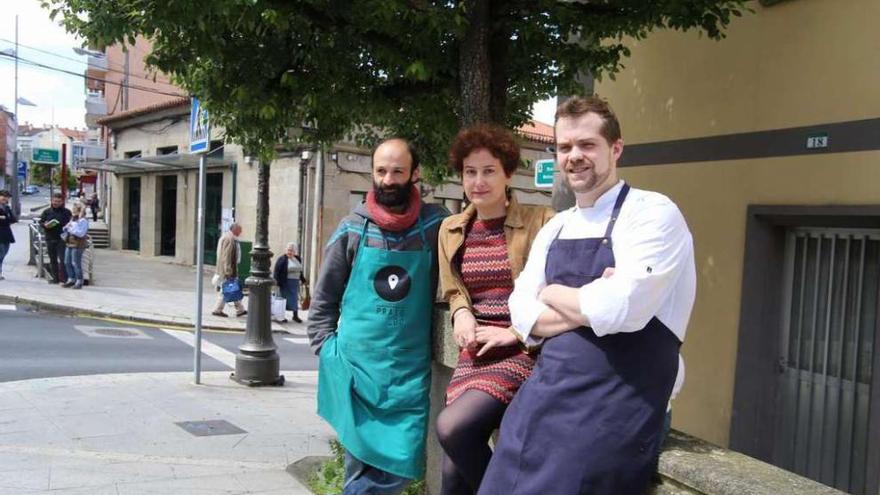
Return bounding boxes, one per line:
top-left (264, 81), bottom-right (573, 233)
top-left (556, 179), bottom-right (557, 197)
top-left (445, 216), bottom-right (537, 406)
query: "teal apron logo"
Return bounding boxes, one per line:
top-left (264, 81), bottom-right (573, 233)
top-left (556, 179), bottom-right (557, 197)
top-left (374, 265), bottom-right (411, 301)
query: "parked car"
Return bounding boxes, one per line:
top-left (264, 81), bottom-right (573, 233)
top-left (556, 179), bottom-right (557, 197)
top-left (20, 185), bottom-right (40, 195)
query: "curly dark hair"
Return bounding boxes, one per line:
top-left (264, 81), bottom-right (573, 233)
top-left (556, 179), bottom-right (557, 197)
top-left (448, 124), bottom-right (520, 177)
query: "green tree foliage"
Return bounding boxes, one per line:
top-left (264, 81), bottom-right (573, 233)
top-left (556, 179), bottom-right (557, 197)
top-left (45, 0), bottom-right (745, 178)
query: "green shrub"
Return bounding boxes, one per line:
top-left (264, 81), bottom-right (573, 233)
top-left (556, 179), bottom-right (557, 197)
top-left (308, 439), bottom-right (426, 495)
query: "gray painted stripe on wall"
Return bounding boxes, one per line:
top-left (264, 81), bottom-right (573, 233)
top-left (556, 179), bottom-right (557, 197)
top-left (619, 118), bottom-right (880, 167)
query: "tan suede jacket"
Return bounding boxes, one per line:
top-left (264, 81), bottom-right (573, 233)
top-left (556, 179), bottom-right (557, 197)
top-left (438, 195), bottom-right (555, 321)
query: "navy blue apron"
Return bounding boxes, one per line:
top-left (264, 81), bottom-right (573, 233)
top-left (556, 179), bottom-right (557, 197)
top-left (479, 184), bottom-right (680, 495)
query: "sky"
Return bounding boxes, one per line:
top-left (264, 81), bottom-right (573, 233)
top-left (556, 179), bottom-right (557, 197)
top-left (0, 0), bottom-right (556, 130)
top-left (0, 0), bottom-right (90, 129)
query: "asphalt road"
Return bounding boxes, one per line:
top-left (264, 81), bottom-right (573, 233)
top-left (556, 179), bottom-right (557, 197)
top-left (0, 303), bottom-right (317, 383)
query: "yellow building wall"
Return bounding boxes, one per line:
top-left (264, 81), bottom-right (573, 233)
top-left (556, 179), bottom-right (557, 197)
top-left (594, 0), bottom-right (880, 447)
top-left (600, 0), bottom-right (880, 143)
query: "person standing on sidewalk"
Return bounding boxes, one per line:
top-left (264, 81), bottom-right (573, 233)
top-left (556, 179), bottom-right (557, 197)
top-left (0, 190), bottom-right (17, 281)
top-left (39, 192), bottom-right (73, 284)
top-left (309, 138), bottom-right (449, 495)
top-left (88, 192), bottom-right (100, 222)
top-left (62, 203), bottom-right (90, 289)
top-left (211, 222), bottom-right (247, 318)
top-left (272, 242), bottom-right (306, 323)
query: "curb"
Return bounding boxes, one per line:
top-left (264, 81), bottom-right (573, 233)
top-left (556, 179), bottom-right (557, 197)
top-left (0, 293), bottom-right (247, 332)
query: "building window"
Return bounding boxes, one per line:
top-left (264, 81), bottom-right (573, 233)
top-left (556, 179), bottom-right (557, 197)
top-left (124, 150), bottom-right (141, 159)
top-left (207, 140), bottom-right (224, 160)
top-left (157, 145), bottom-right (178, 156)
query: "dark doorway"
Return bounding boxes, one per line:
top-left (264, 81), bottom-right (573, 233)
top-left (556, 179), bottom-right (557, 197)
top-left (126, 177), bottom-right (141, 251)
top-left (160, 175), bottom-right (177, 256)
top-left (203, 173), bottom-right (223, 265)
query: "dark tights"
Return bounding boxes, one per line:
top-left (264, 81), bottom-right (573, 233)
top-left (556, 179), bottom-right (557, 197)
top-left (436, 390), bottom-right (507, 495)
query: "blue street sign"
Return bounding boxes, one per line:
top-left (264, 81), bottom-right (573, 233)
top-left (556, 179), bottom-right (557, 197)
top-left (17, 161), bottom-right (26, 178)
top-left (189, 97), bottom-right (210, 154)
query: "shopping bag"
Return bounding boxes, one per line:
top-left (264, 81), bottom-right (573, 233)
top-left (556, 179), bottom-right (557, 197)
top-left (299, 282), bottom-right (311, 310)
top-left (271, 295), bottom-right (287, 321)
top-left (221, 279), bottom-right (244, 303)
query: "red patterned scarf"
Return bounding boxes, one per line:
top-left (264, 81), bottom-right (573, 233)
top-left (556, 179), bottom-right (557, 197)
top-left (366, 185), bottom-right (422, 232)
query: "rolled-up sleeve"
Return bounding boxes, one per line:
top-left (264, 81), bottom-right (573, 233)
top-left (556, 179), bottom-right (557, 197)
top-left (578, 200), bottom-right (693, 337)
top-left (508, 215), bottom-right (563, 342)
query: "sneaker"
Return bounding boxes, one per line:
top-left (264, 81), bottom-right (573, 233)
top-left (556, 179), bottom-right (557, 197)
top-left (211, 311), bottom-right (228, 318)
top-left (73, 280), bottom-right (83, 290)
top-left (0, 275), bottom-right (5, 281)
top-left (292, 315), bottom-right (302, 323)
top-left (62, 281), bottom-right (75, 288)
top-left (236, 310), bottom-right (248, 317)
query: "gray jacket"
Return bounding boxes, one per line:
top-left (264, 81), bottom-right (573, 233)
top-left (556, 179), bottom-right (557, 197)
top-left (307, 201), bottom-right (449, 354)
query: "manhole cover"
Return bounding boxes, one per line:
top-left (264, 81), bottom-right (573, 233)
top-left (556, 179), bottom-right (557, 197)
top-left (74, 325), bottom-right (152, 340)
top-left (94, 328), bottom-right (139, 337)
top-left (175, 420), bottom-right (247, 437)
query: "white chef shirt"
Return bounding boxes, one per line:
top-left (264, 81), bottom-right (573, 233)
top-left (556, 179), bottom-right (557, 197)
top-left (509, 181), bottom-right (696, 401)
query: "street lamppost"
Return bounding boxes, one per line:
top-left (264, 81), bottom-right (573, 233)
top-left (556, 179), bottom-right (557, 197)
top-left (0, 15), bottom-right (38, 217)
top-left (231, 155), bottom-right (284, 386)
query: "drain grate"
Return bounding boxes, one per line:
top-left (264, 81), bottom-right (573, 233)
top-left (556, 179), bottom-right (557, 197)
top-left (175, 420), bottom-right (247, 437)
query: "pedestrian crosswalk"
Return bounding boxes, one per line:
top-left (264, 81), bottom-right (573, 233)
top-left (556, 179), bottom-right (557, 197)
top-left (0, 304), bottom-right (16, 311)
top-left (161, 328), bottom-right (242, 369)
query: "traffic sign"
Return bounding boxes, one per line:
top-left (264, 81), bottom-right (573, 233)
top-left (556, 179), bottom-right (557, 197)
top-left (32, 147), bottom-right (60, 164)
top-left (189, 97), bottom-right (210, 154)
top-left (17, 161), bottom-right (26, 179)
top-left (534, 159), bottom-right (555, 188)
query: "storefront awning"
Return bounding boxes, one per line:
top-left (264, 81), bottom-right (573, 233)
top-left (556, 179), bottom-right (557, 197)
top-left (79, 153), bottom-right (234, 175)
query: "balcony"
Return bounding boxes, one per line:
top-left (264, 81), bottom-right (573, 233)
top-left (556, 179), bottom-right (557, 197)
top-left (85, 94), bottom-right (107, 117)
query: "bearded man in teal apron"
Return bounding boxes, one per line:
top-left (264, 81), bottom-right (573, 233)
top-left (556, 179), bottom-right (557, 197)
top-left (308, 138), bottom-right (449, 494)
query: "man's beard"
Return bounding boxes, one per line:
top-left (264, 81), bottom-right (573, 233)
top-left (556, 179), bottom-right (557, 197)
top-left (374, 180), bottom-right (413, 208)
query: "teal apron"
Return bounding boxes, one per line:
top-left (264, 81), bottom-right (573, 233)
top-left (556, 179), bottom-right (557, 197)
top-left (317, 218), bottom-right (433, 480)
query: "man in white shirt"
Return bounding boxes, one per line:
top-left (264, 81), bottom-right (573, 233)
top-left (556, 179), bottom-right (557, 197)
top-left (478, 96), bottom-right (696, 495)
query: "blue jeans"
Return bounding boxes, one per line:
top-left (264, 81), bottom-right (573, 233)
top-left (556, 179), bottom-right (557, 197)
top-left (64, 247), bottom-right (84, 281)
top-left (343, 449), bottom-right (410, 495)
top-left (0, 242), bottom-right (9, 275)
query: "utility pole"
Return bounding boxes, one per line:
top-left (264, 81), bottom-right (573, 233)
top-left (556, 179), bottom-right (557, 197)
top-left (61, 143), bottom-right (68, 200)
top-left (10, 15), bottom-right (20, 217)
top-left (232, 156), bottom-right (283, 386)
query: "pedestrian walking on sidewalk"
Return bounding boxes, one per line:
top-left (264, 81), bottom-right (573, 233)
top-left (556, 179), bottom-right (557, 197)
top-left (62, 203), bottom-right (90, 289)
top-left (272, 242), bottom-right (306, 323)
top-left (39, 193), bottom-right (72, 284)
top-left (211, 223), bottom-right (247, 318)
top-left (88, 192), bottom-right (99, 222)
top-left (0, 190), bottom-right (17, 281)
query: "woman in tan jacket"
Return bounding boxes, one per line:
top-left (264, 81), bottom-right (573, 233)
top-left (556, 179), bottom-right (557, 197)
top-left (436, 125), bottom-right (554, 495)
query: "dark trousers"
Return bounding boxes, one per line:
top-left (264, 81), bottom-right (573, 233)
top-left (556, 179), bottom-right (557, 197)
top-left (45, 238), bottom-right (66, 282)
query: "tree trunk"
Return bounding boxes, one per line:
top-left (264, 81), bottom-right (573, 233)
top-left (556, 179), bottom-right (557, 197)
top-left (459, 0), bottom-right (492, 126)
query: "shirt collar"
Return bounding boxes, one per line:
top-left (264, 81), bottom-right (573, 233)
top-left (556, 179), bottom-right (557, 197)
top-left (574, 180), bottom-right (625, 213)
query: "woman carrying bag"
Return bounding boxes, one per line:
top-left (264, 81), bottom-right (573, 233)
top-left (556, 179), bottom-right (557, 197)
top-left (273, 242), bottom-right (307, 323)
top-left (62, 203), bottom-right (89, 289)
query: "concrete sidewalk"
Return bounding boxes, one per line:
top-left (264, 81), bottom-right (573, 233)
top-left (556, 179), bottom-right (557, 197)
top-left (0, 222), bottom-right (301, 332)
top-left (0, 371), bottom-right (334, 494)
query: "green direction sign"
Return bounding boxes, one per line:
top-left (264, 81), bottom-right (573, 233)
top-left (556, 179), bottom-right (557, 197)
top-left (534, 159), bottom-right (555, 188)
top-left (32, 148), bottom-right (61, 165)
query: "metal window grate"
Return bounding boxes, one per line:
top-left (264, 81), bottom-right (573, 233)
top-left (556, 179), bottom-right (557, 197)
top-left (776, 228), bottom-right (880, 495)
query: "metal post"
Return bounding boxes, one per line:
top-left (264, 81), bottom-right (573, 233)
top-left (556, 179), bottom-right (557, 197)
top-left (10, 15), bottom-right (20, 217)
top-left (232, 157), bottom-right (283, 386)
top-left (193, 154), bottom-right (207, 384)
top-left (61, 143), bottom-right (68, 200)
top-left (308, 148), bottom-right (324, 283)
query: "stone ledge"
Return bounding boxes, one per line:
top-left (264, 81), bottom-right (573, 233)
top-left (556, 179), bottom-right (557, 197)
top-left (657, 430), bottom-right (845, 495)
top-left (430, 306), bottom-right (843, 495)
